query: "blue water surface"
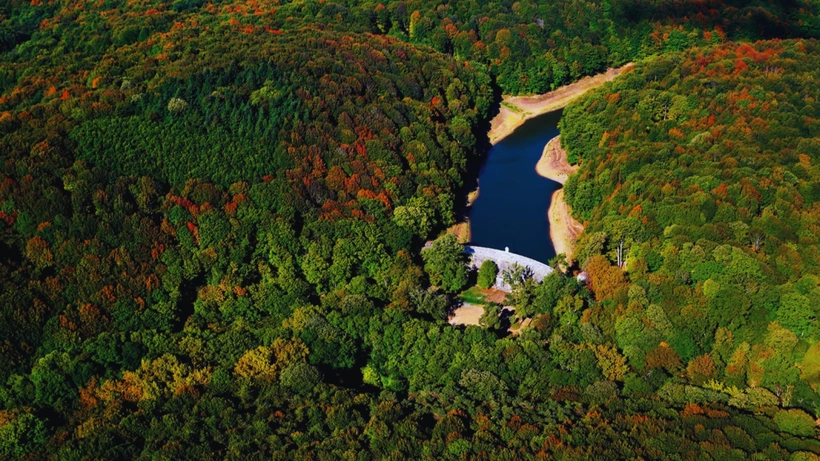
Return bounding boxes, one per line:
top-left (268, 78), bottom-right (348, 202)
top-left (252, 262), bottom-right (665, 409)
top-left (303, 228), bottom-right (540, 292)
top-left (468, 110), bottom-right (562, 263)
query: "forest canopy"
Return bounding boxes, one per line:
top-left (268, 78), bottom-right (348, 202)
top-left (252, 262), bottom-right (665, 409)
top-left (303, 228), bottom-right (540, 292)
top-left (562, 37), bottom-right (820, 419)
top-left (1, 0), bottom-right (820, 459)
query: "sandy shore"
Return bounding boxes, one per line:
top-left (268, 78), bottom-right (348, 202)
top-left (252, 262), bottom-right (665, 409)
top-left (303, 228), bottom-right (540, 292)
top-left (536, 136), bottom-right (577, 185)
top-left (548, 189), bottom-right (584, 262)
top-left (488, 63), bottom-right (633, 145)
top-left (451, 65), bottom-right (628, 253)
top-left (536, 136), bottom-right (584, 261)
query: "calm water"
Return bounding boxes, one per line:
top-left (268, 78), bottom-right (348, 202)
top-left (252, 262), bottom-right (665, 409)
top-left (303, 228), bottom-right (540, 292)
top-left (469, 110), bottom-right (562, 263)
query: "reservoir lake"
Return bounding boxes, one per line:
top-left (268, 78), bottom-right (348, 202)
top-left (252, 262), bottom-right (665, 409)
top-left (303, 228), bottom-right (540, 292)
top-left (469, 109), bottom-right (562, 263)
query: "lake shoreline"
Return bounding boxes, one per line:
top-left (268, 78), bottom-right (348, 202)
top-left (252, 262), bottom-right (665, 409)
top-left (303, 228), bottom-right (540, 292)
top-left (487, 63), bottom-right (633, 145)
top-left (451, 66), bottom-right (630, 257)
top-left (536, 136), bottom-right (576, 185)
top-left (535, 136), bottom-right (584, 262)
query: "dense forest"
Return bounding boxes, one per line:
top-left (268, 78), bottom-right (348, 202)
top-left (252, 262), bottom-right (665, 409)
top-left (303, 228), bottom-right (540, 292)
top-left (2, 0), bottom-right (820, 459)
top-left (562, 38), bottom-right (820, 410)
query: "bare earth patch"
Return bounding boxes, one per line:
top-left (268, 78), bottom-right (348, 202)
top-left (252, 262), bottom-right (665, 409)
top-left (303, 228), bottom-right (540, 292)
top-left (488, 63), bottom-right (634, 145)
top-left (446, 220), bottom-right (471, 244)
top-left (454, 66), bottom-right (629, 255)
top-left (444, 180), bottom-right (479, 243)
top-left (535, 136), bottom-right (584, 261)
top-left (548, 189), bottom-right (584, 262)
top-left (499, 306), bottom-right (532, 336)
top-left (450, 292), bottom-right (537, 335)
top-left (536, 136), bottom-right (577, 185)
top-left (509, 317), bottom-right (532, 336)
top-left (466, 187), bottom-right (480, 206)
top-left (484, 288), bottom-right (507, 304)
top-left (449, 303), bottom-right (484, 326)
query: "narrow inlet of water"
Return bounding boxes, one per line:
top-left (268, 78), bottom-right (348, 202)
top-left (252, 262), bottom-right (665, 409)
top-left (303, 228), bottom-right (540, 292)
top-left (468, 110), bottom-right (562, 263)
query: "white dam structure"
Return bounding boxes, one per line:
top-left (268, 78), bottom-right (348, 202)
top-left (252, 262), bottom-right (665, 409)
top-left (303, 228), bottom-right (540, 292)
top-left (465, 245), bottom-right (553, 291)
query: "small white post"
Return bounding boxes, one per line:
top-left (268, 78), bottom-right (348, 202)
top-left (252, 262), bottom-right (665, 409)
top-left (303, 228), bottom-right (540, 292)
top-left (505, 247), bottom-right (509, 253)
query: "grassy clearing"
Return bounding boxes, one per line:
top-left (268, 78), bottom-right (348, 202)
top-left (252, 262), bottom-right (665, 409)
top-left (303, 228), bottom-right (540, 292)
top-left (458, 286), bottom-right (508, 305)
top-left (458, 286), bottom-right (488, 305)
top-left (500, 101), bottom-right (523, 113)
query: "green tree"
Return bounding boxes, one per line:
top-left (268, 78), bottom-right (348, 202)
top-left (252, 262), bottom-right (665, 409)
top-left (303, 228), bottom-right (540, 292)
top-left (410, 288), bottom-right (449, 321)
top-left (773, 409), bottom-right (816, 436)
top-left (0, 413), bottom-right (47, 458)
top-left (778, 292), bottom-right (816, 338)
top-left (392, 204), bottom-right (433, 237)
top-left (279, 363), bottom-right (322, 394)
top-left (502, 263), bottom-right (533, 288)
top-left (603, 216), bottom-right (645, 268)
top-left (30, 351), bottom-right (83, 416)
top-left (477, 260), bottom-right (498, 289)
top-left (167, 97), bottom-right (189, 114)
top-left (421, 234), bottom-right (468, 293)
top-left (479, 303), bottom-right (502, 330)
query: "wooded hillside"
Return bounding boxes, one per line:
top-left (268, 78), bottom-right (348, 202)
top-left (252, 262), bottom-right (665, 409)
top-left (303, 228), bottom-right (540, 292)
top-left (563, 38), bottom-right (820, 419)
top-left (1, 0), bottom-right (820, 458)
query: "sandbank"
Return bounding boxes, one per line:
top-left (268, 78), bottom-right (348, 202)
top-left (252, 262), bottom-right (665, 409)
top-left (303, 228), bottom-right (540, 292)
top-left (488, 63), bottom-right (633, 145)
top-left (535, 136), bottom-right (584, 261)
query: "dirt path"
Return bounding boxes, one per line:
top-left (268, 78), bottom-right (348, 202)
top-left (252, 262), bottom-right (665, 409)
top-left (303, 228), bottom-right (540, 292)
top-left (488, 63), bottom-right (633, 145)
top-left (535, 135), bottom-right (584, 261)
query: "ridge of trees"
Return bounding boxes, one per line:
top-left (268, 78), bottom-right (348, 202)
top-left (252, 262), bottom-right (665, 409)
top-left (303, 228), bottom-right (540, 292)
top-left (1, 0), bottom-right (820, 457)
top-left (562, 38), bottom-right (820, 423)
